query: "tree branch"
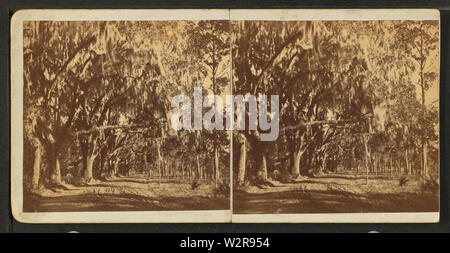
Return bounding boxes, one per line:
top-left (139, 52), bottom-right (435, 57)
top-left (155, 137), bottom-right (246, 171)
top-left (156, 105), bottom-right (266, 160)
top-left (46, 36), bottom-right (97, 100)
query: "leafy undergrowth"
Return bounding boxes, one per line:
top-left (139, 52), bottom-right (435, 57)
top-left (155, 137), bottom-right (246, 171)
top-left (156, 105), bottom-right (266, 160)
top-left (24, 175), bottom-right (229, 212)
top-left (233, 173), bottom-right (439, 214)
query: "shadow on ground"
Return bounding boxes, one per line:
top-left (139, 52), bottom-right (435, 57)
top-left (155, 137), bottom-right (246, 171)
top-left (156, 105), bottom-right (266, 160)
top-left (233, 174), bottom-right (439, 214)
top-left (23, 175), bottom-right (230, 212)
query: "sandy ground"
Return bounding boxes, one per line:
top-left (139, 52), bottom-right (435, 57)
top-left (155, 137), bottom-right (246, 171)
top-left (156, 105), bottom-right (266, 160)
top-left (233, 173), bottom-right (439, 214)
top-left (23, 173), bottom-right (438, 214)
top-left (23, 174), bottom-right (230, 212)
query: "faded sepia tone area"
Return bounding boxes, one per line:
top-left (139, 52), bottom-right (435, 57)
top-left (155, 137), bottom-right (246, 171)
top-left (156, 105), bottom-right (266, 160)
top-left (232, 20), bottom-right (439, 214)
top-left (23, 20), bottom-right (230, 212)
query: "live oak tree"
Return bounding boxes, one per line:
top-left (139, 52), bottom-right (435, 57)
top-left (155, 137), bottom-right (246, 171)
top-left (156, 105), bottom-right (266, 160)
top-left (232, 21), bottom-right (307, 184)
top-left (24, 21), bottom-right (98, 188)
top-left (232, 21), bottom-right (369, 183)
top-left (73, 22), bottom-right (138, 182)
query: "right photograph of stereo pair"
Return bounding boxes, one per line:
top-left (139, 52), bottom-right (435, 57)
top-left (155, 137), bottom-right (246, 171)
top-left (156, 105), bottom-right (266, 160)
top-left (230, 13), bottom-right (440, 222)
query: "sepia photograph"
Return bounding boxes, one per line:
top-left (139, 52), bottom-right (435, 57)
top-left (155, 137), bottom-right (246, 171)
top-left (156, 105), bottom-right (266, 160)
top-left (11, 10), bottom-right (231, 223)
top-left (231, 10), bottom-right (440, 222)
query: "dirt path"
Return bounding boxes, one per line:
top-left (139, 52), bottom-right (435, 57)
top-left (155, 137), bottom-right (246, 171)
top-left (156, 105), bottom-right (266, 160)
top-left (24, 175), bottom-right (229, 212)
top-left (24, 173), bottom-right (437, 214)
top-left (233, 174), bottom-right (439, 214)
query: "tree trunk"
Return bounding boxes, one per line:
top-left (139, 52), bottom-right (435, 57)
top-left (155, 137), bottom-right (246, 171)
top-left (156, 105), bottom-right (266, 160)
top-left (31, 139), bottom-right (42, 189)
top-left (405, 149), bottom-right (410, 175)
top-left (423, 143), bottom-right (429, 177)
top-left (364, 135), bottom-right (370, 184)
top-left (157, 141), bottom-right (162, 187)
top-left (389, 156), bottom-right (393, 176)
top-left (261, 153), bottom-right (268, 181)
top-left (237, 134), bottom-right (247, 185)
top-left (374, 155), bottom-right (378, 175)
top-left (196, 154), bottom-right (201, 179)
top-left (163, 159), bottom-right (167, 177)
top-left (113, 159), bottom-right (119, 177)
top-left (144, 152), bottom-right (148, 174)
top-left (84, 154), bottom-right (95, 182)
top-left (50, 154), bottom-right (62, 185)
top-left (291, 149), bottom-right (303, 177)
top-left (320, 153), bottom-right (327, 174)
top-left (214, 145), bottom-right (220, 186)
top-left (99, 152), bottom-right (104, 176)
top-left (419, 43), bottom-right (429, 178)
